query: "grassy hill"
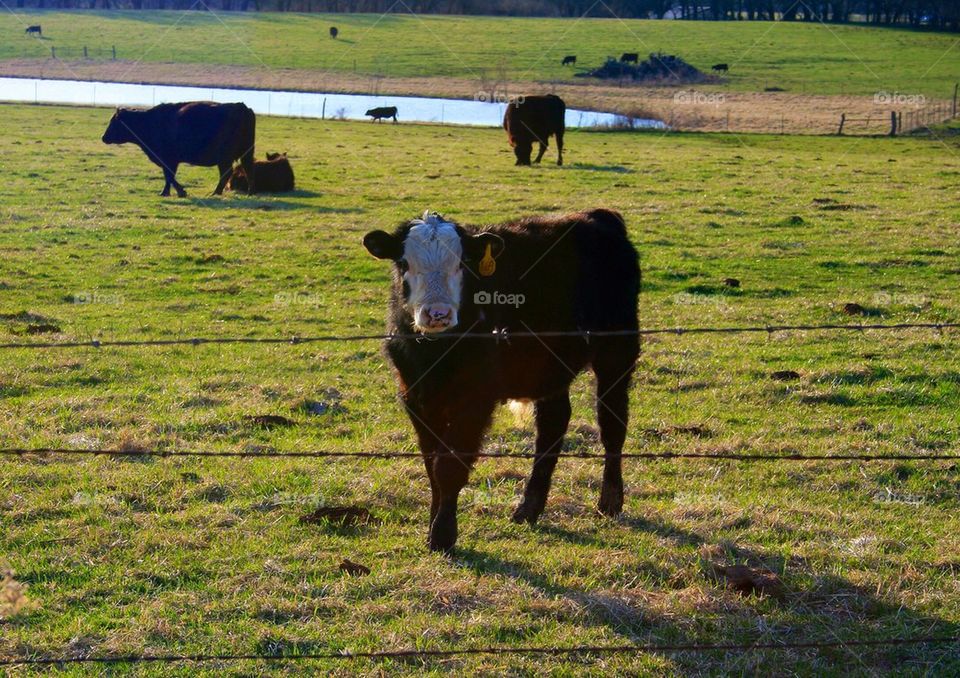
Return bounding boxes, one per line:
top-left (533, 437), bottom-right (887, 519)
top-left (0, 103), bottom-right (958, 672)
top-left (1, 10), bottom-right (958, 97)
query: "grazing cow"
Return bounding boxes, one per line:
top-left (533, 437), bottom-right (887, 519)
top-left (25, 25), bottom-right (41, 36)
top-left (503, 94), bottom-right (565, 166)
top-left (101, 101), bottom-right (255, 197)
top-left (620, 52), bottom-right (639, 63)
top-left (712, 63), bottom-right (729, 73)
top-left (363, 209), bottom-right (640, 552)
top-left (330, 26), bottom-right (338, 39)
top-left (227, 152), bottom-right (295, 193)
top-left (561, 55), bottom-right (576, 66)
top-left (365, 106), bottom-right (398, 123)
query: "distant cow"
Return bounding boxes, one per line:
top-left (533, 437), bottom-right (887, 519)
top-left (228, 152), bottom-right (295, 193)
top-left (561, 55), bottom-right (576, 66)
top-left (330, 26), bottom-right (338, 39)
top-left (503, 94), bottom-right (565, 166)
top-left (712, 63), bottom-right (729, 73)
top-left (25, 25), bottom-right (41, 36)
top-left (101, 101), bottom-right (255, 197)
top-left (366, 106), bottom-right (398, 123)
top-left (620, 52), bottom-right (639, 63)
top-left (363, 208), bottom-right (640, 552)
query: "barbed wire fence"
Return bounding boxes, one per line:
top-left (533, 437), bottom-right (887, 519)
top-left (2, 319), bottom-right (958, 667)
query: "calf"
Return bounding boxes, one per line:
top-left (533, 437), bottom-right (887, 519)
top-left (227, 152), bottom-right (294, 193)
top-left (712, 63), bottom-right (729, 73)
top-left (25, 25), bottom-right (41, 36)
top-left (561, 55), bottom-right (576, 66)
top-left (503, 94), bottom-right (565, 166)
top-left (620, 52), bottom-right (639, 63)
top-left (363, 209), bottom-right (640, 552)
top-left (101, 101), bottom-right (255, 196)
top-left (365, 106), bottom-right (398, 123)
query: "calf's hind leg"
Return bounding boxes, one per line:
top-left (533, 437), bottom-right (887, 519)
top-left (594, 355), bottom-right (636, 517)
top-left (512, 393), bottom-right (571, 525)
top-left (533, 138), bottom-right (549, 163)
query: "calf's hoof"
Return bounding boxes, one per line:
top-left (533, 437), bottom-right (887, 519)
top-left (176, 189), bottom-right (187, 198)
top-left (511, 496), bottom-right (545, 525)
top-left (428, 519), bottom-right (457, 554)
top-left (598, 483), bottom-right (624, 517)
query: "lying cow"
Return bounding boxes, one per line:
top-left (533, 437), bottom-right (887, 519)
top-left (503, 94), bottom-right (565, 166)
top-left (227, 152), bottom-right (294, 193)
top-left (101, 101), bottom-right (255, 197)
top-left (363, 209), bottom-right (640, 552)
top-left (366, 106), bottom-right (398, 123)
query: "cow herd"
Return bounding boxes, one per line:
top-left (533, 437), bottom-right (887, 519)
top-left (101, 93), bottom-right (567, 196)
top-left (97, 96), bottom-right (639, 553)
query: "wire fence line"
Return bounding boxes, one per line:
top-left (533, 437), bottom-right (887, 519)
top-left (1, 635), bottom-right (957, 667)
top-left (0, 321), bottom-right (957, 351)
top-left (2, 447), bottom-right (957, 462)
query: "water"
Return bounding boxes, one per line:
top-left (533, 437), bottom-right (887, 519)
top-left (0, 76), bottom-right (664, 129)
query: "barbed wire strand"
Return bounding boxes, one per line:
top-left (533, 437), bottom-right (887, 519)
top-left (1, 635), bottom-right (956, 667)
top-left (0, 321), bottom-right (956, 351)
top-left (1, 447), bottom-right (957, 462)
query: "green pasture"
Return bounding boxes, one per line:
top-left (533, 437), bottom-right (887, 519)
top-left (1, 11), bottom-right (959, 96)
top-left (0, 103), bottom-right (958, 674)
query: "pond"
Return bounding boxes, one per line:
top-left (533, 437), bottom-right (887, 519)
top-left (0, 76), bottom-right (665, 129)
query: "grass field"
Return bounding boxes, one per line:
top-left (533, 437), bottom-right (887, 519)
top-left (1, 102), bottom-right (959, 674)
top-left (2, 10), bottom-right (959, 97)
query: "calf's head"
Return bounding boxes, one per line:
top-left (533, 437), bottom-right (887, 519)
top-left (101, 109), bottom-right (134, 145)
top-left (364, 212), bottom-right (502, 333)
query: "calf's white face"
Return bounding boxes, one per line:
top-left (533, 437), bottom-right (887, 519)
top-left (364, 213), bottom-right (465, 333)
top-left (401, 217), bottom-right (464, 332)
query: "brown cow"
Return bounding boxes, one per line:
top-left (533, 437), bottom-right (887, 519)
top-left (363, 208), bottom-right (640, 552)
top-left (503, 94), bottom-right (565, 166)
top-left (227, 152), bottom-right (294, 193)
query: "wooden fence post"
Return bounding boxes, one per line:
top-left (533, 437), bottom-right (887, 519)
top-left (112, 45), bottom-right (117, 60)
top-left (837, 113), bottom-right (846, 135)
top-left (83, 46), bottom-right (88, 59)
top-left (953, 83), bottom-right (958, 118)
top-left (51, 46), bottom-right (55, 59)
top-left (889, 110), bottom-right (897, 136)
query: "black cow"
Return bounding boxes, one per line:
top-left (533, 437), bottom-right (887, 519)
top-left (620, 52), bottom-right (639, 63)
top-left (25, 25), bottom-right (41, 36)
top-left (503, 94), bottom-right (565, 166)
top-left (712, 63), bottom-right (729, 73)
top-left (227, 152), bottom-right (294, 193)
top-left (365, 106), bottom-right (398, 123)
top-left (561, 55), bottom-right (576, 66)
top-left (363, 208), bottom-right (640, 552)
top-left (101, 101), bottom-right (255, 197)
top-left (330, 26), bottom-right (338, 39)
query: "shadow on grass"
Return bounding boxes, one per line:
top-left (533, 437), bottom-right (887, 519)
top-left (564, 163), bottom-right (634, 173)
top-left (184, 196), bottom-right (363, 213)
top-left (450, 513), bottom-right (960, 672)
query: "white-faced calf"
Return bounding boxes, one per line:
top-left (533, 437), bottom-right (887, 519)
top-left (364, 209), bottom-right (640, 552)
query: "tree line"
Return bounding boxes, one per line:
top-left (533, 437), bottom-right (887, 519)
top-left (12, 1), bottom-right (959, 31)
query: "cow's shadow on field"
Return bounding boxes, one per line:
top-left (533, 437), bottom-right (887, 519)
top-left (452, 513), bottom-right (960, 671)
top-left (185, 194), bottom-right (363, 213)
top-left (563, 163), bottom-right (634, 174)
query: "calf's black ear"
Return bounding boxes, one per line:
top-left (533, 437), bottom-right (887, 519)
top-left (363, 230), bottom-right (403, 260)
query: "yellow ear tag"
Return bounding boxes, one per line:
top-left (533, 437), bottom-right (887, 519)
top-left (479, 243), bottom-right (496, 277)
